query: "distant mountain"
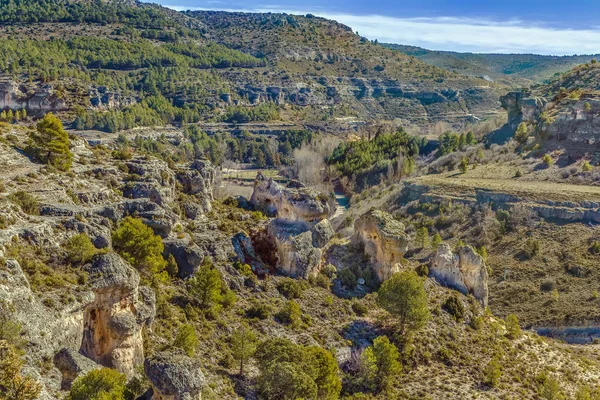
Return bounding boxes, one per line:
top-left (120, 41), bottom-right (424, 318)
top-left (382, 43), bottom-right (600, 85)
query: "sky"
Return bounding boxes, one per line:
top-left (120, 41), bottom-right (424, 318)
top-left (146, 0), bottom-right (600, 56)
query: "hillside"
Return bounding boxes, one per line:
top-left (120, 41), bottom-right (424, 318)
top-left (383, 43), bottom-right (600, 85)
top-left (5, 2), bottom-right (600, 400)
top-left (185, 11), bottom-right (506, 129)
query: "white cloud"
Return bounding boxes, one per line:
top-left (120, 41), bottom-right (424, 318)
top-left (160, 3), bottom-right (600, 55)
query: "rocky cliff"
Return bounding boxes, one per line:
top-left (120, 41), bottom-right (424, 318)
top-left (430, 244), bottom-right (489, 306)
top-left (80, 253), bottom-right (156, 377)
top-left (352, 209), bottom-right (409, 282)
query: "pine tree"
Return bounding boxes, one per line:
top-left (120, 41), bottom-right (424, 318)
top-left (432, 233), bottom-right (442, 247)
top-left (231, 322), bottom-right (258, 376)
top-left (377, 271), bottom-right (430, 335)
top-left (415, 227), bottom-right (429, 249)
top-left (28, 113), bottom-right (73, 171)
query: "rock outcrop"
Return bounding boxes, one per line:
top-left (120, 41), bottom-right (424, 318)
top-left (250, 174), bottom-right (332, 223)
top-left (429, 244), bottom-right (489, 306)
top-left (53, 348), bottom-right (99, 389)
top-left (0, 80), bottom-right (67, 113)
top-left (163, 238), bottom-right (204, 279)
top-left (352, 209), bottom-right (409, 282)
top-left (240, 174), bottom-right (335, 278)
top-left (144, 350), bottom-right (206, 400)
top-left (80, 253), bottom-right (156, 376)
top-left (176, 159), bottom-right (215, 214)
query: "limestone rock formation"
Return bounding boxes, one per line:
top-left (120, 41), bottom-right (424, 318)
top-left (176, 159), bottom-right (215, 214)
top-left (80, 253), bottom-right (156, 376)
top-left (352, 209), bottom-right (409, 282)
top-left (124, 158), bottom-right (176, 206)
top-left (53, 348), bottom-right (99, 389)
top-left (163, 238), bottom-right (205, 279)
top-left (0, 80), bottom-right (66, 113)
top-left (144, 350), bottom-right (206, 400)
top-left (266, 221), bottom-right (323, 278)
top-left (429, 244), bottom-right (489, 306)
top-left (250, 173), bottom-right (332, 223)
top-left (97, 199), bottom-right (176, 238)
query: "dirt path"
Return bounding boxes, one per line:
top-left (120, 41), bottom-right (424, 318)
top-left (412, 173), bottom-right (600, 202)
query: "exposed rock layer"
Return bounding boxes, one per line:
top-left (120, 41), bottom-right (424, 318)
top-left (429, 244), bottom-right (489, 306)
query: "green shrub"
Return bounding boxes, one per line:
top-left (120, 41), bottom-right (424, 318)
top-left (187, 258), bottom-right (225, 310)
top-left (589, 241), bottom-right (600, 255)
top-left (276, 300), bottom-right (302, 328)
top-left (525, 238), bottom-right (540, 258)
top-left (484, 357), bottom-right (502, 387)
top-left (0, 340), bottom-right (41, 400)
top-left (442, 294), bottom-right (465, 322)
top-left (582, 160), bottom-right (593, 172)
top-left (431, 233), bottom-right (442, 247)
top-left (542, 154), bottom-right (553, 167)
top-left (63, 234), bottom-right (99, 265)
top-left (68, 368), bottom-right (126, 400)
top-left (277, 278), bottom-right (305, 299)
top-left (255, 338), bottom-right (341, 400)
top-left (112, 216), bottom-right (168, 283)
top-left (313, 273), bottom-right (331, 289)
top-left (352, 301), bottom-right (368, 317)
top-left (415, 264), bottom-right (429, 277)
top-left (8, 191), bottom-right (39, 215)
top-left (171, 324), bottom-right (198, 357)
top-left (338, 268), bottom-right (358, 289)
top-left (245, 301), bottom-right (271, 320)
top-left (505, 314), bottom-right (521, 339)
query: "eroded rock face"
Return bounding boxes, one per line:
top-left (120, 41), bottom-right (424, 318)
top-left (352, 210), bottom-right (409, 282)
top-left (250, 174), bottom-right (332, 224)
top-left (80, 253), bottom-right (156, 376)
top-left (430, 244), bottom-right (489, 306)
top-left (176, 159), bottom-right (215, 214)
top-left (144, 350), bottom-right (206, 400)
top-left (0, 80), bottom-right (66, 113)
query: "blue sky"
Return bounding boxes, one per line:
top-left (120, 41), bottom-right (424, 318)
top-left (150, 0), bottom-right (600, 55)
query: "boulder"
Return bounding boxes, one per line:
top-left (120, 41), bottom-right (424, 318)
top-left (163, 238), bottom-right (204, 279)
top-left (96, 199), bottom-right (176, 238)
top-left (176, 159), bottom-right (215, 214)
top-left (53, 348), bottom-right (99, 389)
top-left (429, 244), bottom-right (489, 307)
top-left (250, 174), bottom-right (332, 224)
top-left (144, 350), bottom-right (206, 400)
top-left (263, 220), bottom-right (323, 279)
top-left (311, 219), bottom-right (334, 248)
top-left (80, 253), bottom-right (156, 376)
top-left (352, 210), bottom-right (409, 282)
